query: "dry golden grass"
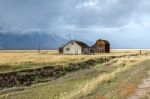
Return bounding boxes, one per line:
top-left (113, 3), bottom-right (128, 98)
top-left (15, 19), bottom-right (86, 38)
top-left (0, 49), bottom-right (148, 73)
top-left (60, 55), bottom-right (150, 99)
top-left (0, 51), bottom-right (150, 99)
top-left (0, 49), bottom-right (142, 66)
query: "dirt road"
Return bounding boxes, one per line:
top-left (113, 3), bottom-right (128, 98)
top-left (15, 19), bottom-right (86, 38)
top-left (128, 71), bottom-right (150, 99)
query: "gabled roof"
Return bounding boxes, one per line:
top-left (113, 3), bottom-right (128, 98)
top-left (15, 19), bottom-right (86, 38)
top-left (74, 40), bottom-right (89, 48)
top-left (96, 39), bottom-right (110, 44)
top-left (90, 39), bottom-right (110, 48)
top-left (60, 40), bottom-right (89, 48)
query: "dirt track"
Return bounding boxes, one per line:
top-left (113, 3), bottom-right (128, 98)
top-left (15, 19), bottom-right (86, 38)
top-left (128, 71), bottom-right (150, 99)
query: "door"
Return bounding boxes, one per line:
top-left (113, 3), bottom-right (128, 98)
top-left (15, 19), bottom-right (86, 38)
top-left (75, 48), bottom-right (78, 55)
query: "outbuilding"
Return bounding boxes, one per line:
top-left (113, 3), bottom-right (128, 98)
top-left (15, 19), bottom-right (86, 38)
top-left (90, 39), bottom-right (110, 53)
top-left (59, 40), bottom-right (90, 55)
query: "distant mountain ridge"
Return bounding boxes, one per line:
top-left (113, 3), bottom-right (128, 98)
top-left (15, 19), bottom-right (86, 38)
top-left (0, 31), bottom-right (93, 49)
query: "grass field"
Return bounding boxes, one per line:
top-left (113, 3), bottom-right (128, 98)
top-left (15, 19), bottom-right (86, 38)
top-left (0, 49), bottom-right (141, 73)
top-left (0, 50), bottom-right (150, 99)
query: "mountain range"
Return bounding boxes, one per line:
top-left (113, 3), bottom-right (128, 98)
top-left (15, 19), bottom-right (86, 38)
top-left (0, 31), bottom-right (93, 50)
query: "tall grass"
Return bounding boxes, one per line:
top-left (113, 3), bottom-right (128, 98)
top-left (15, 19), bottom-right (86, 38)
top-left (0, 50), bottom-right (139, 66)
top-left (60, 56), bottom-right (147, 99)
top-left (0, 50), bottom-right (149, 99)
top-left (0, 50), bottom-right (139, 72)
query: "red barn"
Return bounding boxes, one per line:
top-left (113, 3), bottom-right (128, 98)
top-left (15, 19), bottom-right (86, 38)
top-left (90, 39), bottom-right (110, 53)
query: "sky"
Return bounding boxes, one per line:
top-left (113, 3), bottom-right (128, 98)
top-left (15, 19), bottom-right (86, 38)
top-left (0, 0), bottom-right (150, 48)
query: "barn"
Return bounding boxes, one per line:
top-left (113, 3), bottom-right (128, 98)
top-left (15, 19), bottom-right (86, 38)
top-left (90, 39), bottom-right (110, 53)
top-left (59, 40), bottom-right (90, 55)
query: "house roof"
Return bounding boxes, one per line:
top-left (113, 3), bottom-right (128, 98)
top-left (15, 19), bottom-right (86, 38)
top-left (73, 40), bottom-right (89, 48)
top-left (60, 40), bottom-right (89, 49)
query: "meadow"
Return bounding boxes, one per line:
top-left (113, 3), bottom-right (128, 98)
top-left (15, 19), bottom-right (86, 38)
top-left (0, 49), bottom-right (139, 73)
top-left (0, 49), bottom-right (150, 99)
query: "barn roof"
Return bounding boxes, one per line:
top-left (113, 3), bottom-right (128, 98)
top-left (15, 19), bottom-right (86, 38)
top-left (96, 39), bottom-right (110, 44)
top-left (90, 39), bottom-right (110, 48)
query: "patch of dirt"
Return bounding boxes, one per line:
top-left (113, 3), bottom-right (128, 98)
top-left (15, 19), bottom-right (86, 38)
top-left (128, 71), bottom-right (150, 99)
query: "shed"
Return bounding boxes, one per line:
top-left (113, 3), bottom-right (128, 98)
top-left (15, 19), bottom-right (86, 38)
top-left (90, 39), bottom-right (110, 53)
top-left (59, 40), bottom-right (90, 55)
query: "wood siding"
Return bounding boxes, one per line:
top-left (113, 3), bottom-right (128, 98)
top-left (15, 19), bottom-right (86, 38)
top-left (63, 41), bottom-right (82, 55)
top-left (90, 40), bottom-right (110, 53)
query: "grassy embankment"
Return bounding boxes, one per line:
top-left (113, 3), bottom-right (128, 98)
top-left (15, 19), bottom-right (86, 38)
top-left (0, 50), bottom-right (150, 99)
top-left (0, 49), bottom-right (139, 73)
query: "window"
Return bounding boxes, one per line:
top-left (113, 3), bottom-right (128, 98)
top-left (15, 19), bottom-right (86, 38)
top-left (66, 48), bottom-right (70, 51)
top-left (71, 42), bottom-right (73, 45)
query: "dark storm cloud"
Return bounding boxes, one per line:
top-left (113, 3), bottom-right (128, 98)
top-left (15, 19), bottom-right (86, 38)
top-left (64, 0), bottom-right (140, 28)
top-left (0, 0), bottom-right (149, 33)
top-left (0, 0), bottom-right (70, 31)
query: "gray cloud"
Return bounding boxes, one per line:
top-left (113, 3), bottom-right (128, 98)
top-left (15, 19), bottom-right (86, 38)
top-left (63, 0), bottom-right (141, 28)
top-left (0, 0), bottom-right (149, 34)
top-left (0, 0), bottom-right (68, 31)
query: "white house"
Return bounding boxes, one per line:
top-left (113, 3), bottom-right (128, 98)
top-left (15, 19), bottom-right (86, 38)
top-left (59, 40), bottom-right (90, 55)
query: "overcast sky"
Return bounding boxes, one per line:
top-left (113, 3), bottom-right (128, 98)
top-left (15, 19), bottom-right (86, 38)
top-left (0, 0), bottom-right (150, 48)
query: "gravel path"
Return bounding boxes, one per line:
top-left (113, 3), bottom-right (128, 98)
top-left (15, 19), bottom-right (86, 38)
top-left (128, 71), bottom-right (150, 99)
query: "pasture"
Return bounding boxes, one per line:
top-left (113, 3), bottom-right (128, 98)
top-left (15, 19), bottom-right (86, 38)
top-left (0, 49), bottom-right (150, 99)
top-left (0, 49), bottom-right (140, 73)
